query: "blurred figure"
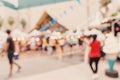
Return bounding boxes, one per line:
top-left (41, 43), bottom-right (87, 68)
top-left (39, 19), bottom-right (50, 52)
top-left (36, 37), bottom-right (43, 51)
top-left (4, 29), bottom-right (21, 77)
top-left (58, 38), bottom-right (65, 53)
top-left (14, 40), bottom-right (20, 60)
top-left (50, 39), bottom-right (56, 52)
top-left (83, 36), bottom-right (91, 64)
top-left (47, 37), bottom-right (54, 56)
top-left (29, 37), bottom-right (37, 50)
top-left (42, 37), bottom-right (48, 51)
top-left (89, 35), bottom-right (101, 79)
top-left (58, 38), bottom-right (65, 61)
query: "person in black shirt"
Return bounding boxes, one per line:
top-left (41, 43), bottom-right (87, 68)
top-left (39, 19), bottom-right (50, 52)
top-left (4, 29), bottom-right (21, 77)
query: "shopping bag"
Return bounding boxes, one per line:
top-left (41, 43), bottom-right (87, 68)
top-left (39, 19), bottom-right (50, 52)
top-left (14, 52), bottom-right (19, 60)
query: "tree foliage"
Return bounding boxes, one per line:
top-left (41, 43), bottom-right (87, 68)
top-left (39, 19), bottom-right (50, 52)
top-left (0, 17), bottom-right (3, 28)
top-left (20, 18), bottom-right (26, 28)
top-left (8, 16), bottom-right (14, 26)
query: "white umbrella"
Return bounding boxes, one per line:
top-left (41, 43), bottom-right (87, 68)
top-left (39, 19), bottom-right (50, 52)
top-left (83, 29), bottom-right (91, 36)
top-left (75, 30), bottom-right (83, 38)
top-left (89, 29), bottom-right (101, 35)
top-left (29, 30), bottom-right (41, 37)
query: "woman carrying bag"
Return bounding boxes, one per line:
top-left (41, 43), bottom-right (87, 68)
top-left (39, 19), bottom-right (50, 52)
top-left (89, 34), bottom-right (101, 80)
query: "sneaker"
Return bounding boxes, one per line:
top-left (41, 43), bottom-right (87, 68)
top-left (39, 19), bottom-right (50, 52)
top-left (17, 66), bottom-right (21, 72)
top-left (8, 73), bottom-right (12, 78)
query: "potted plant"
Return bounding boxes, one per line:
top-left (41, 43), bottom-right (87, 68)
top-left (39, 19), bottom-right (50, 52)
top-left (20, 18), bottom-right (26, 29)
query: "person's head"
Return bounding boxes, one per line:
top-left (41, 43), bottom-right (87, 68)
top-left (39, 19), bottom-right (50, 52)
top-left (6, 29), bottom-right (11, 35)
top-left (92, 34), bottom-right (97, 42)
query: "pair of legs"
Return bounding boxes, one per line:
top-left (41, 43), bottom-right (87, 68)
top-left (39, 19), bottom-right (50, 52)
top-left (60, 45), bottom-right (64, 53)
top-left (8, 53), bottom-right (21, 77)
top-left (89, 58), bottom-right (100, 74)
top-left (9, 61), bottom-right (21, 77)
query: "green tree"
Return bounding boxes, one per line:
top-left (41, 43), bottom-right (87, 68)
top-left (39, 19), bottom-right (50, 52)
top-left (20, 19), bottom-right (26, 29)
top-left (8, 16), bottom-right (14, 26)
top-left (111, 12), bottom-right (118, 17)
top-left (0, 17), bottom-right (3, 28)
top-left (111, 7), bottom-right (120, 17)
top-left (117, 7), bottom-right (120, 13)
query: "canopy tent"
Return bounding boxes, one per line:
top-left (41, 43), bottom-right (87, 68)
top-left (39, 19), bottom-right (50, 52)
top-left (89, 29), bottom-right (101, 35)
top-left (50, 31), bottom-right (62, 39)
top-left (34, 11), bottom-right (67, 33)
top-left (0, 0), bottom-right (69, 10)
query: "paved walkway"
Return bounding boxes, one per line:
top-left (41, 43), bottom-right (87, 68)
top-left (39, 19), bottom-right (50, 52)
top-left (0, 50), bottom-right (83, 80)
top-left (16, 61), bottom-right (120, 80)
top-left (0, 51), bottom-right (120, 80)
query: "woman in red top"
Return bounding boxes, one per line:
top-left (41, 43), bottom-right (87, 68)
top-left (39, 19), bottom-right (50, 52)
top-left (89, 34), bottom-right (101, 75)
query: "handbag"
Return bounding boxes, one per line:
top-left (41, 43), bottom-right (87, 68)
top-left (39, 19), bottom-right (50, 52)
top-left (100, 48), bottom-right (106, 57)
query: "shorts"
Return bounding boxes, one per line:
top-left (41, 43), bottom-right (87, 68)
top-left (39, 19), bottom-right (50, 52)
top-left (7, 51), bottom-right (14, 64)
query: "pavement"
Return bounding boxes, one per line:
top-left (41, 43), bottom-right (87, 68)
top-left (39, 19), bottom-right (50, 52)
top-left (0, 49), bottom-right (120, 80)
top-left (16, 62), bottom-right (120, 80)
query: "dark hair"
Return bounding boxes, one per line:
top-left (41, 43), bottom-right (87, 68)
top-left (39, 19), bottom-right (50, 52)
top-left (92, 34), bottom-right (97, 42)
top-left (6, 29), bottom-right (11, 34)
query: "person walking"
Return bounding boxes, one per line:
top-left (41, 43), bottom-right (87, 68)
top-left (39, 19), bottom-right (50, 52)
top-left (83, 36), bottom-right (91, 64)
top-left (89, 34), bottom-right (101, 79)
top-left (4, 29), bottom-right (21, 77)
